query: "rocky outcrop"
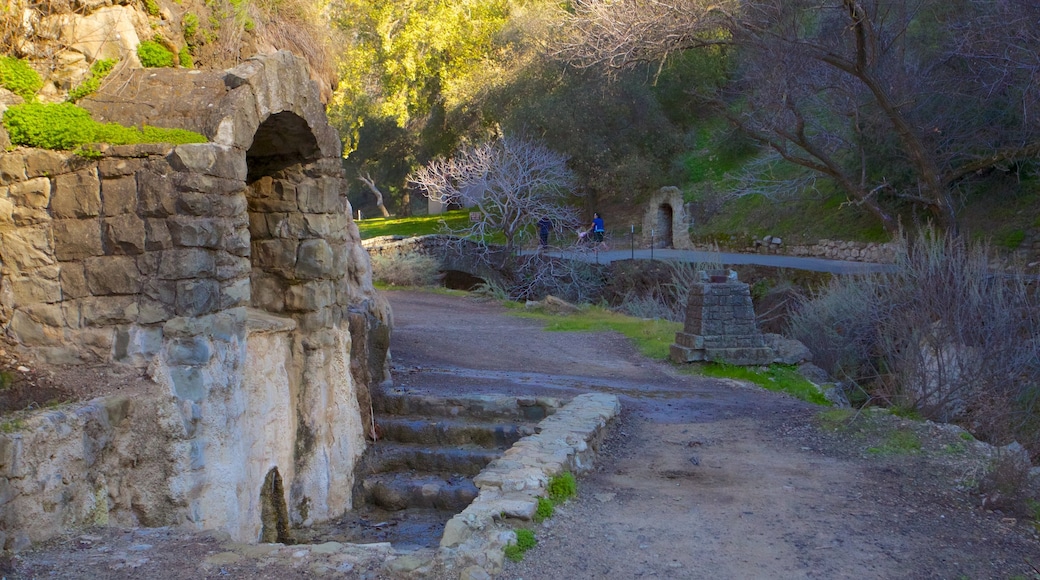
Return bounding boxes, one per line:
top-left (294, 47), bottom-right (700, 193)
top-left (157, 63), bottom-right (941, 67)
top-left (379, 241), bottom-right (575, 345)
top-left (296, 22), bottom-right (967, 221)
top-left (0, 52), bottom-right (389, 547)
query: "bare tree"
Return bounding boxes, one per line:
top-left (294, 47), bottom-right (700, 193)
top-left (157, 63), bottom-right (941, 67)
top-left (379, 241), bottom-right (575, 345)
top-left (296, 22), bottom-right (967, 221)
top-left (357, 172), bottom-right (392, 217)
top-left (560, 0), bottom-right (1040, 233)
top-left (408, 133), bottom-right (582, 252)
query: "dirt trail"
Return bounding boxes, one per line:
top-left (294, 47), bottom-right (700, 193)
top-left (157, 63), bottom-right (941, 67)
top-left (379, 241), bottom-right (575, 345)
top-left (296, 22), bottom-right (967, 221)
top-left (387, 290), bottom-right (1039, 580)
top-left (6, 289), bottom-right (1039, 579)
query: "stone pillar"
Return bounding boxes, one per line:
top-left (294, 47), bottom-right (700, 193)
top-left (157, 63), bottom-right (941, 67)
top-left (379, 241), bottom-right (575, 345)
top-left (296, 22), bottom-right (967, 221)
top-left (669, 269), bottom-right (775, 366)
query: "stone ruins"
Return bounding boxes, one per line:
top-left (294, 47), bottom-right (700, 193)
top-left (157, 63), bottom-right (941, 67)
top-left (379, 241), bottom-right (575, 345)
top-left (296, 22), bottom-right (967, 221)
top-left (0, 52), bottom-right (390, 548)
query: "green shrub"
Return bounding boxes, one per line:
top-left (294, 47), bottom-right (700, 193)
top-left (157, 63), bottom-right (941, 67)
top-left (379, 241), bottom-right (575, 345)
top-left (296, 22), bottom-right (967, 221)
top-left (0, 56), bottom-right (43, 101)
top-left (546, 472), bottom-right (576, 503)
top-left (67, 59), bottom-right (117, 102)
top-left (3, 102), bottom-right (206, 150)
top-left (178, 46), bottom-right (194, 68)
top-left (504, 528), bottom-right (537, 562)
top-left (183, 12), bottom-right (199, 41)
top-left (4, 102), bottom-right (95, 150)
top-left (137, 40), bottom-right (175, 68)
top-left (534, 497), bottom-right (554, 522)
top-left (143, 0), bottom-right (161, 16)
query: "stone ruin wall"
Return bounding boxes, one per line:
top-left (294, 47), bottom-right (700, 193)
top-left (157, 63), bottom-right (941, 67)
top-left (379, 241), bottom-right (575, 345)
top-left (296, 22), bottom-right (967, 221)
top-left (0, 52), bottom-right (390, 548)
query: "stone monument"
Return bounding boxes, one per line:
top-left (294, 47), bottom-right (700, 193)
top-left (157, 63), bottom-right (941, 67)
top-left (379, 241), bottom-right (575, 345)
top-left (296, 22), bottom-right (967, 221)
top-left (669, 269), bottom-right (775, 365)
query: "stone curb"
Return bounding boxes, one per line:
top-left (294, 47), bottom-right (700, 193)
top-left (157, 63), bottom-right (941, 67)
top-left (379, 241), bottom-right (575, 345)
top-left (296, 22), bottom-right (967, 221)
top-left (430, 392), bottom-right (620, 578)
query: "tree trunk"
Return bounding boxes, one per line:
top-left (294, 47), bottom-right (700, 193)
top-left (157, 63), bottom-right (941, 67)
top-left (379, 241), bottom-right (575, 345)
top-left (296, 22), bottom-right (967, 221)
top-left (357, 172), bottom-right (391, 217)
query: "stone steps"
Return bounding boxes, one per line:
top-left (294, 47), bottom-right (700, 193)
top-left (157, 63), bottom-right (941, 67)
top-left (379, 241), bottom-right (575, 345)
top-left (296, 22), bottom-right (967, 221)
top-left (355, 472), bottom-right (479, 512)
top-left (374, 415), bottom-right (537, 448)
top-left (351, 392), bottom-right (548, 519)
top-left (373, 389), bottom-right (561, 422)
top-left (355, 442), bottom-right (500, 477)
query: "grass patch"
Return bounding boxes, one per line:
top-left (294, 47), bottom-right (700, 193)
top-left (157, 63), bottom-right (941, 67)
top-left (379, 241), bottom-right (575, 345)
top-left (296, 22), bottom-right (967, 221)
top-left (0, 56), bottom-right (43, 101)
top-left (534, 497), bottom-right (554, 522)
top-left (67, 59), bottom-right (117, 103)
top-left (509, 304), bottom-right (681, 360)
top-left (356, 210), bottom-right (473, 239)
top-left (816, 407), bottom-right (855, 431)
top-left (137, 40), bottom-right (175, 68)
top-left (504, 528), bottom-right (537, 562)
top-left (0, 418), bottom-right (25, 433)
top-left (695, 189), bottom-right (889, 246)
top-left (3, 102), bottom-right (206, 151)
top-left (695, 363), bottom-right (830, 405)
top-left (866, 428), bottom-right (922, 456)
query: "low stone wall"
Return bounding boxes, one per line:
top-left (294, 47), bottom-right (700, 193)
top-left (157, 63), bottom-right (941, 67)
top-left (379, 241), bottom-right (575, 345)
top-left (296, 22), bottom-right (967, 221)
top-left (702, 238), bottom-right (899, 263)
top-left (436, 392), bottom-right (620, 578)
top-left (0, 388), bottom-right (186, 552)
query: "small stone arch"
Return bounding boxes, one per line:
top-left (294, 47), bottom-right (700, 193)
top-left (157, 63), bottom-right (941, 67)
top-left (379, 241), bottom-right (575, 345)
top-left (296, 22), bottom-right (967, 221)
top-left (642, 186), bottom-right (693, 249)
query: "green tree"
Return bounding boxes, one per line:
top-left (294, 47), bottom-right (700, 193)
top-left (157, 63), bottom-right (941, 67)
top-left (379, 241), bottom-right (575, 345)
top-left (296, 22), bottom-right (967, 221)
top-left (561, 0), bottom-right (1040, 233)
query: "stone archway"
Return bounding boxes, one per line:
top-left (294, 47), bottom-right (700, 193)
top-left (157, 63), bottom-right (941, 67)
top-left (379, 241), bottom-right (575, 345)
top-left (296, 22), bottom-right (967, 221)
top-left (58, 51), bottom-right (388, 541)
top-left (642, 186), bottom-right (693, 249)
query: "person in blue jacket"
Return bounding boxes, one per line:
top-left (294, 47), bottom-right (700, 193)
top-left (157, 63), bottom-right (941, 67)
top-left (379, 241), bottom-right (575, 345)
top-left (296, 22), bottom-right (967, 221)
top-left (590, 212), bottom-right (605, 244)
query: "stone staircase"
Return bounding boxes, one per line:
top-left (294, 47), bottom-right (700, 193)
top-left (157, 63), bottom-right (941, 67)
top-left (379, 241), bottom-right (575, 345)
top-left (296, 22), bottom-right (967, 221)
top-left (351, 389), bottom-right (562, 523)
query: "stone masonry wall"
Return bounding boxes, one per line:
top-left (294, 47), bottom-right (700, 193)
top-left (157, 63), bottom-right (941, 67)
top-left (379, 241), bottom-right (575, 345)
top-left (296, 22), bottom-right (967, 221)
top-left (0, 52), bottom-right (390, 545)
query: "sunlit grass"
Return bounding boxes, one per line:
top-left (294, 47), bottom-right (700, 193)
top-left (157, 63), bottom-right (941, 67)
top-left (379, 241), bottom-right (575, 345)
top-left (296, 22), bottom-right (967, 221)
top-left (695, 363), bottom-right (830, 405)
top-left (356, 210), bottom-right (472, 239)
top-left (509, 304), bottom-right (681, 360)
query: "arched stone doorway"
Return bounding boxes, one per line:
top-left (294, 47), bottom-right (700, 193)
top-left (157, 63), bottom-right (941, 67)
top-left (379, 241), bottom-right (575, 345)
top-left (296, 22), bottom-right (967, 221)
top-left (656, 203), bottom-right (674, 248)
top-left (642, 186), bottom-right (693, 249)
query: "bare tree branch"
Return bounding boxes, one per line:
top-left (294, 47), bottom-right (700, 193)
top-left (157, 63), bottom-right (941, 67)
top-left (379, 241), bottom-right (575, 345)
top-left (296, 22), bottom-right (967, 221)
top-left (408, 134), bottom-right (582, 255)
top-left (357, 172), bottom-right (391, 217)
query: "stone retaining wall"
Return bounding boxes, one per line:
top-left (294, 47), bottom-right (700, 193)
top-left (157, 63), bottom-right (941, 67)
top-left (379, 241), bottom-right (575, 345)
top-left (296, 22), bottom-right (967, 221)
top-left (0, 52), bottom-right (390, 547)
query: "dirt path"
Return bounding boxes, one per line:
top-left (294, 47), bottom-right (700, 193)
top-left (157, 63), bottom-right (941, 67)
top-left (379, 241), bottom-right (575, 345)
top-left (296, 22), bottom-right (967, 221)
top-left (387, 290), bottom-right (1039, 579)
top-left (7, 290), bottom-right (1039, 579)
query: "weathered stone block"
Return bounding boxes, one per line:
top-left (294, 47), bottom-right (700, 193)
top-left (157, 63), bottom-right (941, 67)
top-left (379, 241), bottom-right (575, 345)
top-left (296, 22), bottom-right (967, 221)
top-left (253, 239), bottom-right (297, 277)
top-left (296, 238), bottom-right (334, 279)
top-left (0, 151), bottom-right (26, 184)
top-left (157, 248), bottom-right (216, 279)
top-left (300, 214), bottom-right (334, 239)
top-left (225, 224), bottom-right (250, 257)
top-left (51, 169), bottom-right (101, 218)
top-left (168, 216), bottom-right (223, 248)
top-left (248, 177), bottom-right (296, 213)
top-left (216, 254), bottom-right (250, 281)
top-left (23, 150), bottom-right (70, 179)
top-left (175, 191), bottom-right (247, 218)
top-left (98, 157), bottom-right (144, 178)
top-left (1, 227), bottom-right (56, 272)
top-left (168, 144), bottom-right (246, 181)
top-left (101, 176), bottom-right (137, 215)
top-left (219, 277), bottom-right (250, 310)
top-left (136, 170), bottom-right (176, 217)
top-left (52, 219), bottom-right (103, 261)
top-left (7, 268), bottom-right (62, 305)
top-left (249, 212), bottom-right (270, 238)
top-left (175, 278), bottom-right (220, 316)
top-left (250, 274), bottom-right (285, 312)
top-left (0, 195), bottom-right (12, 225)
top-left (8, 177), bottom-right (51, 209)
top-left (172, 172), bottom-right (244, 196)
top-left (8, 309), bottom-right (63, 346)
top-left (285, 280), bottom-right (334, 312)
top-left (85, 256), bottom-right (141, 295)
top-left (144, 218), bottom-right (172, 251)
top-left (77, 296), bottom-right (139, 325)
top-left (60, 263), bottom-right (90, 299)
top-left (169, 365), bottom-right (205, 401)
top-left (103, 214), bottom-right (147, 255)
top-left (167, 337), bottom-right (214, 365)
top-left (296, 177), bottom-right (342, 214)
